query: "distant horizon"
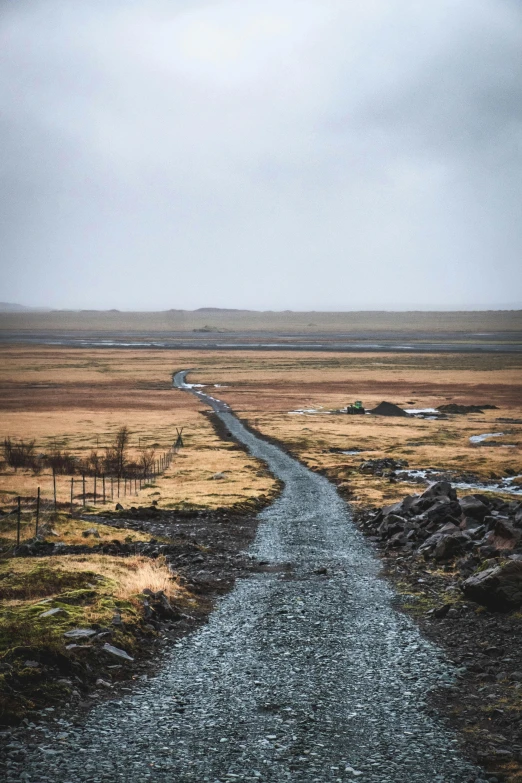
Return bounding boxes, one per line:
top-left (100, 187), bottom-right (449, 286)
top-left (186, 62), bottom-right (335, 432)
top-left (1, 302), bottom-right (522, 314)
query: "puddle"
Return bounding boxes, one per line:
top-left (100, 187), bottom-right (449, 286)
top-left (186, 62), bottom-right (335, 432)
top-left (469, 432), bottom-right (504, 444)
top-left (396, 468), bottom-right (522, 497)
top-left (288, 408), bottom-right (326, 415)
top-left (405, 408), bottom-right (439, 415)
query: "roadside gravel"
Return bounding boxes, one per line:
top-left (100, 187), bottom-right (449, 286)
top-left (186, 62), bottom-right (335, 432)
top-left (12, 379), bottom-right (483, 782)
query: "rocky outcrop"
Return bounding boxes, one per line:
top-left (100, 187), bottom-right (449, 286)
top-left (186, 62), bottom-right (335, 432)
top-left (358, 457), bottom-right (408, 476)
top-left (358, 481), bottom-right (522, 610)
top-left (462, 560), bottom-right (522, 610)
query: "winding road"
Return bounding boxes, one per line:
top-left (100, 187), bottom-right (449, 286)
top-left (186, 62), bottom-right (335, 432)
top-left (22, 372), bottom-right (480, 782)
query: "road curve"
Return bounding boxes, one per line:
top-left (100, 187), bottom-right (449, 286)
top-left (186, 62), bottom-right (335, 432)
top-left (22, 372), bottom-right (479, 782)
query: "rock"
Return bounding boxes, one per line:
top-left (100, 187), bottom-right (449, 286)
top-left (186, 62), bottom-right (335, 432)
top-left (462, 560), bottom-right (522, 610)
top-left (40, 607), bottom-right (67, 618)
top-left (23, 660), bottom-right (41, 668)
top-left (142, 589), bottom-right (180, 619)
top-left (95, 678), bottom-right (113, 688)
top-left (460, 496), bottom-right (489, 521)
top-left (433, 604), bottom-right (452, 619)
top-left (434, 533), bottom-right (470, 560)
top-left (211, 472), bottom-right (226, 480)
top-left (358, 458), bottom-right (408, 476)
top-left (494, 518), bottom-right (520, 540)
top-left (424, 499), bottom-right (462, 524)
top-left (82, 527), bottom-right (101, 538)
top-left (102, 643), bottom-right (134, 661)
top-left (63, 628), bottom-right (97, 639)
top-left (418, 531), bottom-right (470, 561)
top-left (420, 481), bottom-right (457, 502)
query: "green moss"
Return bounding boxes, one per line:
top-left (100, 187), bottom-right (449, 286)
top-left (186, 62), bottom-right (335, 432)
top-left (0, 565), bottom-right (96, 601)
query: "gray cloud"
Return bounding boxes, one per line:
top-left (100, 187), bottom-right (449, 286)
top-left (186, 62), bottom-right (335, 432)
top-left (0, 0), bottom-right (521, 309)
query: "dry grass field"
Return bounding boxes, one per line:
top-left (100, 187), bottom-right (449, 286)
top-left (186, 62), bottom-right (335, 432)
top-left (0, 347), bottom-right (277, 515)
top-left (181, 350), bottom-right (522, 508)
top-left (1, 346), bottom-right (521, 516)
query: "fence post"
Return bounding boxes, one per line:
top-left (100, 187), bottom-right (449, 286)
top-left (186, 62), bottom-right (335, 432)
top-left (82, 474), bottom-right (86, 507)
top-left (111, 475), bottom-right (113, 500)
top-left (93, 474), bottom-right (97, 506)
top-left (117, 476), bottom-right (120, 498)
top-left (103, 474), bottom-right (106, 504)
top-left (70, 477), bottom-right (74, 515)
top-left (53, 469), bottom-right (57, 512)
top-left (36, 486), bottom-right (40, 537)
top-left (16, 496), bottom-right (21, 546)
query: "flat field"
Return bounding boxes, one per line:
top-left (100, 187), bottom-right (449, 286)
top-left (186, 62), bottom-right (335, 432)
top-left (1, 345), bottom-right (521, 516)
top-left (0, 347), bottom-right (277, 520)
top-left (182, 350), bottom-right (522, 507)
top-left (1, 308), bottom-right (522, 335)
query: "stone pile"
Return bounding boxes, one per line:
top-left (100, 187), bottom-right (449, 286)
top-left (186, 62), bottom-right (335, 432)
top-left (358, 457), bottom-right (409, 476)
top-left (360, 481), bottom-right (522, 610)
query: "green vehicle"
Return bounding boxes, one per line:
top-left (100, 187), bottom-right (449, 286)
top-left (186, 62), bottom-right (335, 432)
top-left (346, 400), bottom-right (365, 415)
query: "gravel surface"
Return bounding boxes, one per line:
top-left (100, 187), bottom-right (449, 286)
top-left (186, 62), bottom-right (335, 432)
top-left (13, 377), bottom-right (482, 782)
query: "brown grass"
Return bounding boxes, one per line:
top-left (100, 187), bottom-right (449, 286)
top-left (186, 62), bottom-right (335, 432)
top-left (0, 347), bottom-right (277, 511)
top-left (1, 346), bottom-right (521, 514)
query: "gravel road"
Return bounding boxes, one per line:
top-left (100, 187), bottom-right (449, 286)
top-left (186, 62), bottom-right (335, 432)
top-left (17, 374), bottom-right (481, 783)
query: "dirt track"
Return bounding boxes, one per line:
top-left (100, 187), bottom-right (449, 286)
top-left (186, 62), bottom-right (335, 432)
top-left (14, 374), bottom-right (485, 782)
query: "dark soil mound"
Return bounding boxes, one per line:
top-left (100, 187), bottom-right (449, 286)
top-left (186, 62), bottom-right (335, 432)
top-left (438, 403), bottom-right (498, 414)
top-left (370, 401), bottom-right (408, 417)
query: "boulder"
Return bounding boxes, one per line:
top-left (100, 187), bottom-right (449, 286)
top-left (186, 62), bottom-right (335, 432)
top-left (462, 560), bottom-right (522, 610)
top-left (494, 518), bottom-right (520, 540)
top-left (420, 481), bottom-right (457, 502)
top-left (424, 499), bottom-right (462, 524)
top-left (418, 529), bottom-right (470, 560)
top-left (63, 628), bottom-right (97, 639)
top-left (102, 643), bottom-right (134, 662)
top-left (459, 496), bottom-right (489, 521)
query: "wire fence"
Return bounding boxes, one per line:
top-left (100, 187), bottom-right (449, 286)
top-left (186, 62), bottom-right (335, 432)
top-left (0, 435), bottom-right (184, 554)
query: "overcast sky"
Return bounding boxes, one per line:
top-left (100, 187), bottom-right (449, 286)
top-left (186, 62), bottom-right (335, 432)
top-left (0, 0), bottom-right (521, 310)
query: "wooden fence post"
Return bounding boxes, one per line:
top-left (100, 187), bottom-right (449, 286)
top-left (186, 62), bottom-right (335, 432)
top-left (103, 474), bottom-right (106, 504)
top-left (93, 474), bottom-right (97, 506)
top-left (35, 486), bottom-right (40, 537)
top-left (82, 474), bottom-right (86, 507)
top-left (70, 477), bottom-right (74, 515)
top-left (53, 470), bottom-right (57, 511)
top-left (16, 496), bottom-right (21, 546)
